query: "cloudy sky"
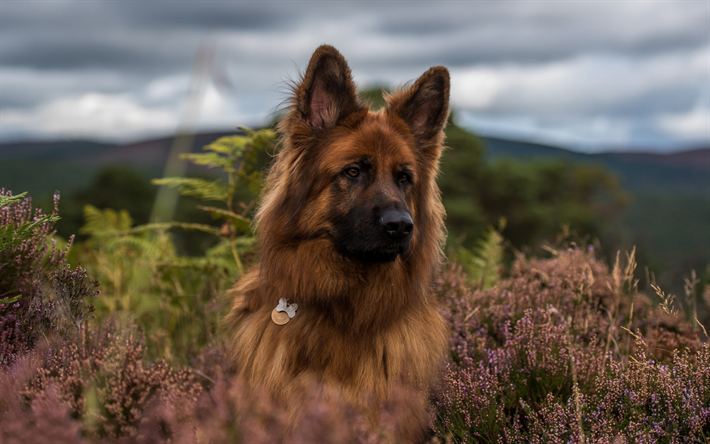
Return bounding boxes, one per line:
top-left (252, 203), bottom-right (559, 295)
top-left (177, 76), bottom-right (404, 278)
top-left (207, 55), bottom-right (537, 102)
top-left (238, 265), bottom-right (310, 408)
top-left (1, 0), bottom-right (708, 152)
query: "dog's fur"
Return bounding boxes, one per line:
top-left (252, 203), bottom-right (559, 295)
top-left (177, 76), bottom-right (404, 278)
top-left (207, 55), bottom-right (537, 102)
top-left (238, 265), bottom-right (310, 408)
top-left (225, 45), bottom-right (449, 440)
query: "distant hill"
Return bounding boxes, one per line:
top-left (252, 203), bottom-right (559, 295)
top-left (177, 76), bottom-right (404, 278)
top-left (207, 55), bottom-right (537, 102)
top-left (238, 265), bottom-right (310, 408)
top-left (483, 137), bottom-right (709, 194)
top-left (0, 131), bottom-right (235, 167)
top-left (0, 140), bottom-right (114, 162)
top-left (2, 131), bottom-right (708, 198)
top-left (0, 131), bottom-right (237, 198)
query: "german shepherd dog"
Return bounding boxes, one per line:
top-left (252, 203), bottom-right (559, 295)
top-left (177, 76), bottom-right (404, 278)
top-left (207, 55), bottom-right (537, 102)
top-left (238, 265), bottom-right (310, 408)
top-left (226, 45), bottom-right (449, 441)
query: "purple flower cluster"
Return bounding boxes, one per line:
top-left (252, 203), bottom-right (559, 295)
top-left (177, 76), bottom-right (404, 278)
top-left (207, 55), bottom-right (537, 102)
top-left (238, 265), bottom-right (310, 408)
top-left (432, 248), bottom-right (708, 442)
top-left (0, 326), bottom-right (416, 443)
top-left (1, 190), bottom-right (75, 363)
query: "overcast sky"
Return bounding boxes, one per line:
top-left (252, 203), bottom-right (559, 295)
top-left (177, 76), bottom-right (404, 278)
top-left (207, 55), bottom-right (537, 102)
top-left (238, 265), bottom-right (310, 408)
top-left (1, 0), bottom-right (708, 152)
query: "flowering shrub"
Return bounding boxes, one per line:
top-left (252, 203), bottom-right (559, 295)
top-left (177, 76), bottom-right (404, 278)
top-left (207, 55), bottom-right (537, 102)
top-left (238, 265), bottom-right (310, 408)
top-left (0, 190), bottom-right (90, 363)
top-left (433, 247), bottom-right (708, 442)
top-left (0, 330), bottom-right (410, 443)
top-left (1, 190), bottom-right (708, 442)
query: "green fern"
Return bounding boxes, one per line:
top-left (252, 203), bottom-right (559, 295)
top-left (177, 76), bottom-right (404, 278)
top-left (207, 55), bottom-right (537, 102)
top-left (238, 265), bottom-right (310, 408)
top-left (80, 205), bottom-right (133, 236)
top-left (456, 218), bottom-right (506, 289)
top-left (147, 127), bottom-right (276, 274)
top-left (75, 204), bottom-right (238, 362)
top-left (71, 128), bottom-right (275, 361)
top-left (151, 177), bottom-right (228, 202)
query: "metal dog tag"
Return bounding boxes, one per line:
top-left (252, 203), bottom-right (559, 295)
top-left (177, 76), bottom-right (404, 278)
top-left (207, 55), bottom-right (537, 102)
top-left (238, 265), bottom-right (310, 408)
top-left (271, 309), bottom-right (290, 325)
top-left (272, 298), bottom-right (298, 325)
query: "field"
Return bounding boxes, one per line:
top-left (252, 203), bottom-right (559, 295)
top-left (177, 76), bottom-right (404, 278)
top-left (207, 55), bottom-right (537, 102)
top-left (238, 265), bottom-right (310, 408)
top-left (1, 129), bottom-right (709, 442)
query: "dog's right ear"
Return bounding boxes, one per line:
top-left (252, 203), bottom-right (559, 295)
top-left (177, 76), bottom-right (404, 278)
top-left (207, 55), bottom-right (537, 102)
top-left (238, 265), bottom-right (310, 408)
top-left (294, 45), bottom-right (365, 131)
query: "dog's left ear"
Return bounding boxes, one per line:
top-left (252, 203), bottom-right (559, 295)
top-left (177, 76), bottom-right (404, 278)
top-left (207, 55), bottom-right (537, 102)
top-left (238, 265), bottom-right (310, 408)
top-left (295, 45), bottom-right (365, 131)
top-left (386, 67), bottom-right (450, 154)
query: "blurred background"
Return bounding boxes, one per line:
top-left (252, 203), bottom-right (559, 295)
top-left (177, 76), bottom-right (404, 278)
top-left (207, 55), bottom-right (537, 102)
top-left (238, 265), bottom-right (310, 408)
top-left (1, 0), bottom-right (708, 293)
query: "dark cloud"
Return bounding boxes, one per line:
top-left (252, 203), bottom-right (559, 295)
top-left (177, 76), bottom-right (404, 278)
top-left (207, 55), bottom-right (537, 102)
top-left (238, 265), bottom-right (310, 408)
top-left (368, 2), bottom-right (709, 65)
top-left (0, 35), bottom-right (189, 73)
top-left (2, 1), bottom-right (707, 71)
top-left (108, 3), bottom-right (292, 31)
top-left (0, 1), bottom-right (292, 33)
top-left (0, 1), bottom-right (295, 72)
top-left (0, 0), bottom-right (707, 150)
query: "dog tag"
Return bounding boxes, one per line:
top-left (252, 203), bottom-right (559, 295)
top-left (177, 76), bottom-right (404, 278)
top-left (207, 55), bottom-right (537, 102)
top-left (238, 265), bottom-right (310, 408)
top-left (272, 298), bottom-right (298, 325)
top-left (271, 309), bottom-right (290, 325)
top-left (275, 298), bottom-right (298, 318)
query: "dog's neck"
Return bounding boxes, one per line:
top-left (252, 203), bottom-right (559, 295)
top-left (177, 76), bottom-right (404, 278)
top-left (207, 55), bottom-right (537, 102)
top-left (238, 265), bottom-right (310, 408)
top-left (255, 238), bottom-right (430, 334)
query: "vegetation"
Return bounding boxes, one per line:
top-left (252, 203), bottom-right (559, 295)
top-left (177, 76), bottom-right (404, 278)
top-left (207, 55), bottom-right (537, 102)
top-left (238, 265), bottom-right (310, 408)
top-left (435, 247), bottom-right (708, 442)
top-left (1, 124), bottom-right (708, 442)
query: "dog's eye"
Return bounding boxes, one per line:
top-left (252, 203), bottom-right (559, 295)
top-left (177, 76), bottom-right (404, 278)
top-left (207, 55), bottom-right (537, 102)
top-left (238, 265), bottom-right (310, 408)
top-left (346, 167), bottom-right (360, 178)
top-left (399, 173), bottom-right (410, 184)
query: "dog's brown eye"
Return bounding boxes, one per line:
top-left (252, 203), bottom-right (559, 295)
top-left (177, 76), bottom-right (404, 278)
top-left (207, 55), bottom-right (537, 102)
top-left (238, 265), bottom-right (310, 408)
top-left (346, 167), bottom-right (360, 178)
top-left (399, 174), bottom-right (410, 184)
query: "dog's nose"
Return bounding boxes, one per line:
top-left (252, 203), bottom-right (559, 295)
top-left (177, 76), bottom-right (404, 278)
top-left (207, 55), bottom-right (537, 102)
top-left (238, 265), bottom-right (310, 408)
top-left (381, 210), bottom-right (413, 239)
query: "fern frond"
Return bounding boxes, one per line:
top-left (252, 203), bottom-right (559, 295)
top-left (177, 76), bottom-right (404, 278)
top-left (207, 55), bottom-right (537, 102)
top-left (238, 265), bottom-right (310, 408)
top-left (204, 135), bottom-right (249, 155)
top-left (80, 205), bottom-right (132, 236)
top-left (179, 152), bottom-right (233, 170)
top-left (104, 235), bottom-right (156, 255)
top-left (456, 223), bottom-right (505, 289)
top-left (0, 214), bottom-right (60, 252)
top-left (0, 192), bottom-right (28, 208)
top-left (151, 177), bottom-right (228, 202)
top-left (126, 222), bottom-right (223, 237)
top-left (196, 205), bottom-right (251, 228)
top-left (240, 127), bottom-right (277, 150)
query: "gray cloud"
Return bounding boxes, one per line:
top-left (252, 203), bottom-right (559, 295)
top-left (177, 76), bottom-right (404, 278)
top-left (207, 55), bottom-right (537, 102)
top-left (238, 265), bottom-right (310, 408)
top-left (3, 2), bottom-right (707, 70)
top-left (0, 0), bottom-right (708, 151)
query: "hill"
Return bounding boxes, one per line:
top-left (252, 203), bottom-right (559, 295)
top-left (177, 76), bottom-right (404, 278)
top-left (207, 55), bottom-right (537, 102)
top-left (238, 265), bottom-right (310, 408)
top-left (0, 131), bottom-right (237, 199)
top-left (483, 137), bottom-right (709, 194)
top-left (2, 131), bottom-right (708, 197)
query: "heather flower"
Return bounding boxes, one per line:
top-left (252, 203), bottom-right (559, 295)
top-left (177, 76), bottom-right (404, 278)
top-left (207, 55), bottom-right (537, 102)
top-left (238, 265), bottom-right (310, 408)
top-left (433, 246), bottom-right (707, 441)
top-left (1, 189), bottom-right (74, 363)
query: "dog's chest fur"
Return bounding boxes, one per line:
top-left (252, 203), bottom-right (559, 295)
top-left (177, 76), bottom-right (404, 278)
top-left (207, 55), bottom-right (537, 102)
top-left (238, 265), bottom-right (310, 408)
top-left (227, 269), bottom-right (447, 406)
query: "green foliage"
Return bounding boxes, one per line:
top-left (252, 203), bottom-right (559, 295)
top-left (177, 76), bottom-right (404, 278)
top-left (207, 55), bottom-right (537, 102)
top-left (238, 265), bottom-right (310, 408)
top-left (0, 295), bottom-right (21, 306)
top-left (0, 192), bottom-right (60, 252)
top-left (65, 128), bottom-right (276, 363)
top-left (359, 85), bottom-right (390, 111)
top-left (624, 192), bottom-right (710, 294)
top-left (55, 165), bottom-right (221, 257)
top-left (75, 204), bottom-right (234, 363)
top-left (56, 166), bottom-right (157, 241)
top-left (0, 190), bottom-right (88, 360)
top-left (455, 219), bottom-right (506, 289)
top-left (152, 177), bottom-right (228, 202)
top-left (441, 155), bottom-right (628, 252)
top-left (148, 127), bottom-right (275, 274)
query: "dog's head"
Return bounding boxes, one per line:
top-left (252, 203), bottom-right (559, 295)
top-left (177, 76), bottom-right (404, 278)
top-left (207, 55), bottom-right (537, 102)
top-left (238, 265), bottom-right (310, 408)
top-left (260, 45), bottom-right (449, 264)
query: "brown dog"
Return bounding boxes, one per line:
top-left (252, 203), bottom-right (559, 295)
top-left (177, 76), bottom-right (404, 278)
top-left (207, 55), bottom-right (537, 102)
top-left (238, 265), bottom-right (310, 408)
top-left (226, 45), bottom-right (449, 440)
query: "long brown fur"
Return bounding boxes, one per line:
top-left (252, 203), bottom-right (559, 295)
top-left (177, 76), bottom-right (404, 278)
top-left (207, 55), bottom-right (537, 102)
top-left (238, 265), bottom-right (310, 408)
top-left (225, 45), bottom-right (450, 441)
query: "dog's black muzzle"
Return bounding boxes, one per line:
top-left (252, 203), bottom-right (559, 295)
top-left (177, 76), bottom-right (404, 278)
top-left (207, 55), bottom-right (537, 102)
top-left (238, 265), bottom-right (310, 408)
top-left (335, 206), bottom-right (413, 263)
